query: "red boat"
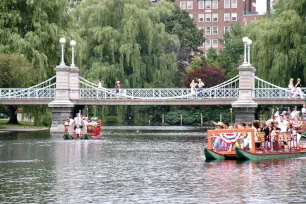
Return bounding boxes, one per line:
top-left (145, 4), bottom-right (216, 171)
top-left (86, 120), bottom-right (102, 138)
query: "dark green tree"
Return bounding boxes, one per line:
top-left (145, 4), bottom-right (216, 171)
top-left (162, 6), bottom-right (205, 86)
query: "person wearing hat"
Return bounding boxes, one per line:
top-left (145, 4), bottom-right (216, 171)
top-left (213, 122), bottom-right (225, 149)
top-left (115, 80), bottom-right (121, 98)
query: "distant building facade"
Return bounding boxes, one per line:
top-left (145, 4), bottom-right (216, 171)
top-left (152, 0), bottom-right (263, 53)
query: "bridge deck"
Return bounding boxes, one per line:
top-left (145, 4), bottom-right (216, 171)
top-left (0, 98), bottom-right (305, 105)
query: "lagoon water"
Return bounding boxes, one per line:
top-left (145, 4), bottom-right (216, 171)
top-left (0, 127), bottom-right (306, 203)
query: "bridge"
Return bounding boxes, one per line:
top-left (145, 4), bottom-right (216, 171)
top-left (0, 75), bottom-right (304, 105)
top-left (0, 37), bottom-right (305, 132)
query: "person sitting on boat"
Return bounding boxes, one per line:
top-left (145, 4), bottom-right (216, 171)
top-left (212, 122), bottom-right (225, 150)
top-left (64, 118), bottom-right (70, 133)
top-left (243, 122), bottom-right (255, 150)
top-left (271, 122), bottom-right (281, 151)
top-left (263, 121), bottom-right (273, 152)
top-left (236, 123), bottom-right (246, 149)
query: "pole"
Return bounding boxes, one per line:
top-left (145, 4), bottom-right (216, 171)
top-left (220, 113), bottom-right (222, 122)
top-left (180, 114), bottom-right (182, 126)
top-left (201, 113), bottom-right (203, 127)
top-left (162, 114), bottom-right (164, 126)
top-left (247, 44), bottom-right (251, 65)
top-left (230, 108), bottom-right (232, 125)
top-left (243, 43), bottom-right (247, 64)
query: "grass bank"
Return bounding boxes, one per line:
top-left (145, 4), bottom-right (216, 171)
top-left (0, 119), bottom-right (48, 130)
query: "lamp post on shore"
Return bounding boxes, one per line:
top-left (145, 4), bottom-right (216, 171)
top-left (70, 40), bottom-right (76, 68)
top-left (242, 37), bottom-right (249, 64)
top-left (59, 38), bottom-right (66, 66)
top-left (247, 39), bottom-right (252, 65)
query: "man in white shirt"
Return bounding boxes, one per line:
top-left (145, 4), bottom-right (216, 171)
top-left (302, 104), bottom-right (306, 119)
top-left (278, 116), bottom-right (288, 132)
top-left (290, 108), bottom-right (297, 118)
top-left (197, 79), bottom-right (205, 98)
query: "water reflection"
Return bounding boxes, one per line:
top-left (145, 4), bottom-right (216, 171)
top-left (0, 128), bottom-right (306, 203)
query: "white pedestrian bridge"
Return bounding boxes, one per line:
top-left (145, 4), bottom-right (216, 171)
top-left (0, 75), bottom-right (305, 105)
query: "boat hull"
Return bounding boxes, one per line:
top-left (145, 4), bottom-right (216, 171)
top-left (204, 149), bottom-right (236, 160)
top-left (64, 133), bottom-right (94, 140)
top-left (235, 148), bottom-right (306, 161)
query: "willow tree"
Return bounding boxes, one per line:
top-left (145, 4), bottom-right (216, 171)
top-left (75, 0), bottom-right (179, 88)
top-left (246, 0), bottom-right (306, 86)
top-left (74, 0), bottom-right (179, 122)
top-left (0, 0), bottom-right (83, 125)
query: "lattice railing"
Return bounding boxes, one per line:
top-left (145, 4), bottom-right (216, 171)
top-left (77, 76), bottom-right (239, 99)
top-left (254, 76), bottom-right (306, 99)
top-left (0, 76), bottom-right (56, 99)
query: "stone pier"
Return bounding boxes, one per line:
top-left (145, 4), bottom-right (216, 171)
top-left (48, 65), bottom-right (79, 133)
top-left (231, 64), bottom-right (258, 123)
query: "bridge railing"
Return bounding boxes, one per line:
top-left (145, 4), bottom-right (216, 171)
top-left (0, 87), bottom-right (55, 99)
top-left (0, 76), bottom-right (56, 99)
top-left (78, 88), bottom-right (239, 99)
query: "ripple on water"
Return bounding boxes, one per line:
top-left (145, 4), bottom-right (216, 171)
top-left (0, 131), bottom-right (306, 203)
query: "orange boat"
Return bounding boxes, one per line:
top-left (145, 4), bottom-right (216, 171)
top-left (204, 128), bottom-right (255, 160)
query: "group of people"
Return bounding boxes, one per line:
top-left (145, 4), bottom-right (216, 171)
top-left (64, 115), bottom-right (101, 133)
top-left (288, 78), bottom-right (304, 98)
top-left (213, 115), bottom-right (306, 152)
top-left (97, 80), bottom-right (121, 97)
top-left (190, 78), bottom-right (205, 97)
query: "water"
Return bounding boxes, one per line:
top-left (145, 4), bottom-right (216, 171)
top-left (0, 127), bottom-right (306, 203)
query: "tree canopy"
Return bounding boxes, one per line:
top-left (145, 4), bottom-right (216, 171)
top-left (246, 0), bottom-right (306, 86)
top-left (161, 6), bottom-right (205, 85)
top-left (74, 0), bottom-right (180, 89)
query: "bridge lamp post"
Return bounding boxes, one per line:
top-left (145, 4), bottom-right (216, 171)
top-left (59, 38), bottom-right (66, 66)
top-left (242, 37), bottom-right (249, 64)
top-left (247, 39), bottom-right (252, 65)
top-left (70, 40), bottom-right (76, 68)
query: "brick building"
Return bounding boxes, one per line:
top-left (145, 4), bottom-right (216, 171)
top-left (152, 0), bottom-right (262, 52)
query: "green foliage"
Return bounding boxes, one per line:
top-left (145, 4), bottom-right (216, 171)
top-left (0, 54), bottom-right (32, 88)
top-left (162, 6), bottom-right (205, 79)
top-left (0, 0), bottom-right (78, 82)
top-left (22, 106), bottom-right (52, 126)
top-left (185, 57), bottom-right (207, 73)
top-left (75, 0), bottom-right (180, 89)
top-left (246, 0), bottom-right (306, 86)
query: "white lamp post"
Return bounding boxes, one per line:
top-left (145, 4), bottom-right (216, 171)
top-left (247, 39), bottom-right (252, 65)
top-left (242, 37), bottom-right (249, 64)
top-left (70, 40), bottom-right (76, 67)
top-left (59, 38), bottom-right (66, 66)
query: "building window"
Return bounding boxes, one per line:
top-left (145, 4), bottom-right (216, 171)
top-left (212, 26), bottom-right (218, 35)
top-left (198, 26), bottom-right (204, 31)
top-left (212, 13), bottom-right (218, 22)
top-left (198, 0), bottom-right (204, 9)
top-left (187, 1), bottom-right (193, 9)
top-left (232, 13), bottom-right (237, 21)
top-left (205, 27), bottom-right (211, 35)
top-left (212, 39), bottom-right (218, 48)
top-left (224, 0), bottom-right (230, 8)
top-left (198, 14), bottom-right (204, 22)
top-left (232, 0), bottom-right (237, 8)
top-left (205, 40), bottom-right (211, 49)
top-left (189, 14), bottom-right (193, 19)
top-left (206, 0), bottom-right (211, 9)
top-left (205, 14), bottom-right (211, 22)
top-left (180, 1), bottom-right (186, 9)
top-left (224, 13), bottom-right (230, 21)
top-left (224, 26), bottom-right (231, 33)
top-left (212, 0), bottom-right (218, 9)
